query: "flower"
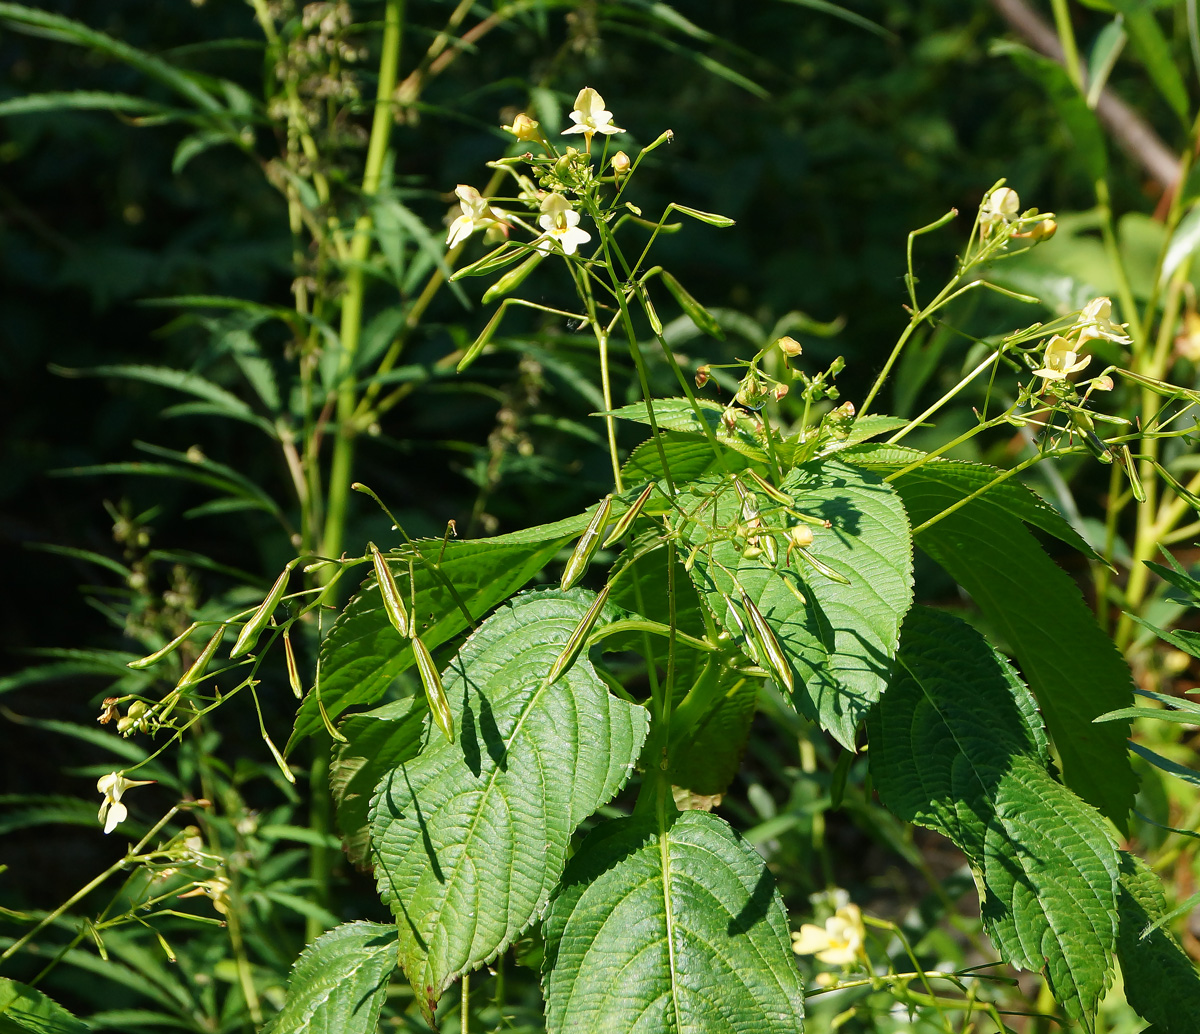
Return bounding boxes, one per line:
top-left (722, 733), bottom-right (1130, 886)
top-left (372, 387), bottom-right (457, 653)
top-left (792, 903), bottom-right (865, 965)
top-left (610, 150), bottom-right (631, 179)
top-left (535, 193), bottom-right (591, 255)
top-left (446, 184), bottom-right (509, 249)
top-left (981, 186), bottom-right (1020, 230)
top-left (96, 771), bottom-right (155, 834)
top-left (561, 87), bottom-right (624, 150)
top-left (1074, 296), bottom-right (1131, 346)
top-left (1033, 334), bottom-right (1091, 382)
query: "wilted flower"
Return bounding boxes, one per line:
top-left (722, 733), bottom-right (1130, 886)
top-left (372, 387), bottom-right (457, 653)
top-left (446, 184), bottom-right (509, 249)
top-left (535, 193), bottom-right (591, 255)
top-left (96, 771), bottom-right (155, 834)
top-left (562, 87), bottom-right (624, 150)
top-left (1074, 296), bottom-right (1131, 346)
top-left (777, 335), bottom-right (803, 357)
top-left (792, 903), bottom-right (865, 965)
top-left (1034, 334), bottom-right (1091, 382)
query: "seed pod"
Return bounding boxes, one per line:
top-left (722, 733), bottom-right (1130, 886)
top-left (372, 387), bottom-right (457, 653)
top-left (458, 305), bottom-right (506, 372)
top-left (661, 271), bottom-right (724, 340)
top-left (127, 622), bottom-right (199, 669)
top-left (283, 628), bottom-right (303, 699)
top-left (672, 203), bottom-right (735, 228)
top-left (413, 635), bottom-right (454, 743)
top-left (638, 284), bottom-right (663, 336)
top-left (231, 565), bottom-right (294, 659)
top-left (548, 584), bottom-right (611, 684)
top-left (1121, 444), bottom-right (1146, 503)
top-left (370, 542), bottom-right (410, 638)
top-left (603, 483), bottom-right (655, 548)
top-left (179, 625), bottom-right (226, 688)
top-left (721, 596), bottom-right (761, 666)
top-left (740, 592), bottom-right (794, 692)
top-left (482, 251), bottom-right (546, 304)
top-left (561, 495), bottom-right (612, 590)
top-left (796, 547), bottom-right (850, 585)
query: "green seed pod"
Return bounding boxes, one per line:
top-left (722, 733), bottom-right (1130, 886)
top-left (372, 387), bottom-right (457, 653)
top-left (283, 628), bottom-right (303, 699)
top-left (548, 584), bottom-right (611, 684)
top-left (370, 542), bottom-right (410, 638)
top-left (721, 596), bottom-right (761, 666)
top-left (482, 251), bottom-right (545, 304)
top-left (178, 625), bottom-right (226, 688)
top-left (746, 470), bottom-right (792, 507)
top-left (639, 284), bottom-right (663, 336)
top-left (561, 495), bottom-right (612, 590)
top-left (740, 592), bottom-right (794, 692)
top-left (127, 622), bottom-right (199, 669)
top-left (797, 547), bottom-right (850, 585)
top-left (602, 483), bottom-right (655, 548)
top-left (1121, 444), bottom-right (1146, 503)
top-left (413, 635), bottom-right (454, 743)
top-left (660, 271), bottom-right (724, 340)
top-left (230, 565), bottom-right (294, 659)
top-left (672, 203), bottom-right (735, 228)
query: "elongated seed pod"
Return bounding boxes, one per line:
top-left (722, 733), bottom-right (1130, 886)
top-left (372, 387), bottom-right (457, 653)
top-left (548, 584), bottom-right (611, 684)
top-left (746, 469), bottom-right (792, 506)
top-left (561, 495), bottom-right (612, 590)
top-left (661, 271), bottom-right (724, 340)
top-left (413, 635), bottom-right (454, 743)
top-left (283, 629), bottom-right (303, 699)
top-left (178, 625), bottom-right (225, 688)
top-left (797, 547), bottom-right (850, 585)
top-left (740, 592), bottom-right (794, 692)
top-left (1121, 444), bottom-right (1146, 503)
top-left (721, 596), bottom-right (761, 666)
top-left (231, 566), bottom-right (293, 659)
top-left (602, 483), bottom-right (655, 548)
top-left (127, 622), bottom-right (199, 669)
top-left (370, 543), bottom-right (410, 638)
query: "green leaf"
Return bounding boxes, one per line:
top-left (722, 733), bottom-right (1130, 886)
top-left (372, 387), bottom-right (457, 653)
top-left (1115, 852), bottom-right (1200, 1033)
top-left (368, 589), bottom-right (649, 1022)
top-left (0, 91), bottom-right (174, 118)
top-left (0, 977), bottom-right (90, 1034)
top-left (668, 668), bottom-right (759, 798)
top-left (889, 463), bottom-right (1137, 828)
top-left (998, 41), bottom-right (1107, 182)
top-left (621, 430), bottom-right (744, 486)
top-left (605, 398), bottom-right (772, 463)
top-left (681, 460), bottom-right (913, 747)
top-left (290, 522), bottom-right (581, 749)
top-left (542, 810), bottom-right (805, 1033)
top-left (1120, 6), bottom-right (1190, 124)
top-left (330, 698), bottom-right (428, 867)
top-left (1162, 203), bottom-right (1200, 286)
top-left (262, 922), bottom-right (396, 1034)
top-left (870, 608), bottom-right (1120, 1029)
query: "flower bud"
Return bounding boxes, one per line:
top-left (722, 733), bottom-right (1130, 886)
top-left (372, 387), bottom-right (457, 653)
top-left (504, 112), bottom-right (541, 143)
top-left (695, 365), bottom-right (710, 388)
top-left (611, 150), bottom-right (631, 177)
top-left (788, 524), bottom-right (814, 549)
top-left (773, 384), bottom-right (789, 401)
top-left (1029, 217), bottom-right (1057, 242)
top-left (777, 336), bottom-right (803, 357)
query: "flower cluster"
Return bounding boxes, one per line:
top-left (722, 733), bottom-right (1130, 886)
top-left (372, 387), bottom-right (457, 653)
top-left (792, 901), bottom-right (865, 966)
top-left (1033, 297), bottom-right (1130, 386)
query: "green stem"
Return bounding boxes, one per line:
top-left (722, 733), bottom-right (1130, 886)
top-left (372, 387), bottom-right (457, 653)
top-left (321, 0), bottom-right (405, 569)
top-left (1050, 0), bottom-right (1084, 90)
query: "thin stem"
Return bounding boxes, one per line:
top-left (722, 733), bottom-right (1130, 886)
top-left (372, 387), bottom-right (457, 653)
top-left (1050, 0), bottom-right (1084, 90)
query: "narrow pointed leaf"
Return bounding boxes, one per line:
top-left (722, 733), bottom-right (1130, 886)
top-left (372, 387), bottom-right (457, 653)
top-left (368, 589), bottom-right (649, 1021)
top-left (263, 921), bottom-right (396, 1034)
top-left (542, 811), bottom-right (805, 1033)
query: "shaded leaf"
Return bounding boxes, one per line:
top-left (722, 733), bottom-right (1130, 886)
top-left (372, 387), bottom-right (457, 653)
top-left (0, 978), bottom-right (90, 1034)
top-left (369, 589), bottom-right (649, 1022)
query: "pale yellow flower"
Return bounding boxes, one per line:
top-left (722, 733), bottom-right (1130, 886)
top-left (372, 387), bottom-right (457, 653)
top-left (792, 903), bottom-right (865, 965)
top-left (981, 186), bottom-right (1020, 231)
top-left (96, 771), bottom-right (155, 834)
top-left (535, 193), bottom-right (591, 256)
top-left (561, 87), bottom-right (624, 150)
top-left (1033, 334), bottom-right (1092, 382)
top-left (1074, 296), bottom-right (1131, 346)
top-left (502, 112), bottom-right (542, 144)
top-left (446, 184), bottom-right (509, 249)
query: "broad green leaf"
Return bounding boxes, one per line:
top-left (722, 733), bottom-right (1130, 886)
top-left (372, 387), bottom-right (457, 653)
top-left (542, 810), bottom-right (805, 1033)
top-left (0, 977), bottom-right (89, 1034)
top-left (290, 523), bottom-right (580, 749)
top-left (845, 443), bottom-right (1096, 556)
top-left (621, 430), bottom-right (745, 486)
top-left (998, 41), bottom-right (1107, 182)
top-left (870, 608), bottom-right (1120, 1029)
top-left (890, 466), bottom-right (1137, 828)
top-left (681, 460), bottom-right (913, 747)
top-left (1115, 852), bottom-right (1200, 1033)
top-left (262, 922), bottom-right (396, 1034)
top-left (330, 698), bottom-right (428, 867)
top-left (369, 589), bottom-right (649, 1021)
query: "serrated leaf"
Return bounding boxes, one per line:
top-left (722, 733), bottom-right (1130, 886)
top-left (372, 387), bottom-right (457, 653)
top-left (290, 524), bottom-right (582, 750)
top-left (0, 977), bottom-right (90, 1034)
top-left (604, 398), bottom-right (772, 462)
top-left (331, 698), bottom-right (429, 867)
top-left (542, 810), bottom-right (805, 1033)
top-left (368, 589), bottom-right (649, 1022)
top-left (681, 460), bottom-right (913, 747)
top-left (889, 463), bottom-right (1136, 828)
top-left (621, 430), bottom-right (745, 486)
top-left (263, 921), bottom-right (396, 1034)
top-left (1115, 852), bottom-right (1200, 1033)
top-left (869, 607), bottom-right (1120, 1030)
